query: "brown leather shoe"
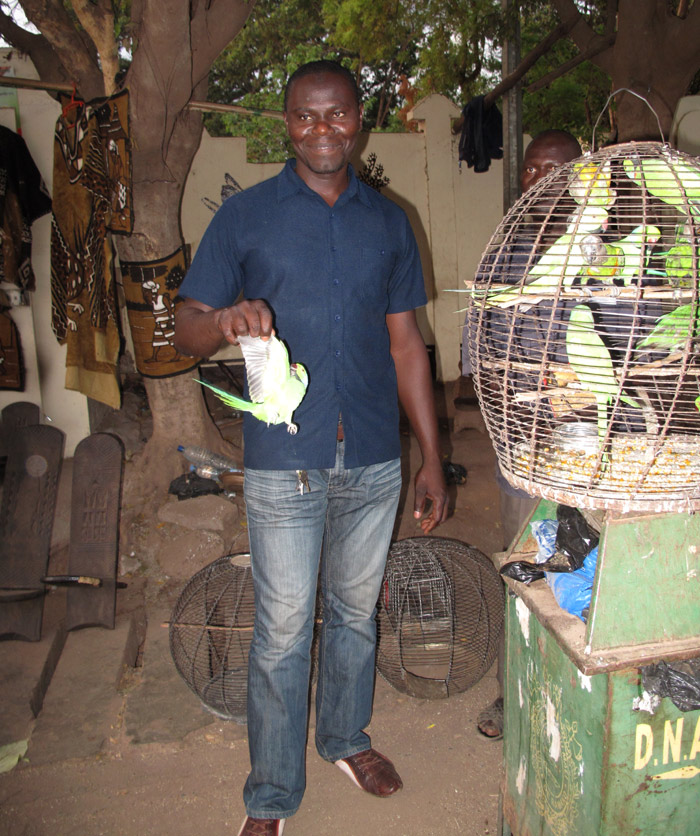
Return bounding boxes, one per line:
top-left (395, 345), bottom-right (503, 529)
top-left (237, 816), bottom-right (285, 836)
top-left (335, 748), bottom-right (403, 797)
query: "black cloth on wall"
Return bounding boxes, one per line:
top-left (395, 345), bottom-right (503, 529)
top-left (458, 95), bottom-right (503, 174)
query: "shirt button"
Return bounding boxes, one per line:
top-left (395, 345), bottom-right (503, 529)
top-left (331, 246), bottom-right (337, 252)
top-left (336, 384), bottom-right (341, 391)
top-left (330, 213), bottom-right (335, 218)
top-left (334, 314), bottom-right (341, 322)
top-left (335, 350), bottom-right (340, 357)
top-left (333, 279), bottom-right (339, 286)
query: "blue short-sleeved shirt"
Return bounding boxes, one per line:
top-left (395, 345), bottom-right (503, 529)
top-left (179, 160), bottom-right (427, 470)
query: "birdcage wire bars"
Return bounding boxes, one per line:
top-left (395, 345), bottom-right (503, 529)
top-left (169, 554), bottom-right (255, 722)
top-left (376, 537), bottom-right (504, 699)
top-left (465, 141), bottom-right (700, 513)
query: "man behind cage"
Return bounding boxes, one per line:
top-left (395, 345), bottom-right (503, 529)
top-left (174, 59), bottom-right (448, 836)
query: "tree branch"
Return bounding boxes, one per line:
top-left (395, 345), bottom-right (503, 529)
top-left (451, 16), bottom-right (580, 133)
top-left (190, 0), bottom-right (259, 88)
top-left (17, 0), bottom-right (105, 98)
top-left (526, 32), bottom-right (616, 93)
top-left (549, 0), bottom-right (614, 74)
top-left (482, 16), bottom-right (579, 108)
top-left (71, 0), bottom-right (119, 95)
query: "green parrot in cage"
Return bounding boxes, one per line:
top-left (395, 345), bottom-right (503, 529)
top-left (636, 303), bottom-right (700, 352)
top-left (480, 203), bottom-right (610, 309)
top-left (565, 304), bottom-right (641, 465)
top-left (604, 225), bottom-right (661, 286)
top-left (659, 224), bottom-right (698, 284)
top-left (580, 236), bottom-right (624, 282)
top-left (623, 155), bottom-right (700, 217)
top-left (196, 334), bottom-right (308, 434)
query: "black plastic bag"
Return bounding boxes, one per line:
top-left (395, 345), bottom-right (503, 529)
top-left (641, 659), bottom-right (700, 712)
top-left (168, 471), bottom-right (221, 500)
top-left (555, 504), bottom-right (599, 571)
top-left (500, 505), bottom-right (599, 584)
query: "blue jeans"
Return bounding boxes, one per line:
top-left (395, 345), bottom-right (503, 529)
top-left (242, 441), bottom-right (402, 819)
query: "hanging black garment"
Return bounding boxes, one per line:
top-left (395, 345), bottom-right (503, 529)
top-left (458, 95), bottom-right (503, 174)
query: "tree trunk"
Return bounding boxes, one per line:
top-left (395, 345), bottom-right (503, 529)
top-left (550, 0), bottom-right (700, 142)
top-left (109, 0), bottom-right (255, 492)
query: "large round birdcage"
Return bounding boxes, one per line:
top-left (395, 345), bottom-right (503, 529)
top-left (465, 141), bottom-right (700, 512)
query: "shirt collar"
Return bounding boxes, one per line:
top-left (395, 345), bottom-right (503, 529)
top-left (277, 159), bottom-right (372, 208)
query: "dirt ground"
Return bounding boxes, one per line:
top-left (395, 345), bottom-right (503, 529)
top-left (0, 377), bottom-right (508, 836)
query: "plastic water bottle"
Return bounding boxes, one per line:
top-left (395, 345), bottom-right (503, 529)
top-left (177, 445), bottom-right (241, 473)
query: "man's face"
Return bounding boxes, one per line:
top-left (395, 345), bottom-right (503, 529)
top-left (520, 139), bottom-right (577, 194)
top-left (284, 72), bottom-right (362, 178)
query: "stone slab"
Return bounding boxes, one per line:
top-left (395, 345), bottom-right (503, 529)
top-left (124, 605), bottom-right (215, 744)
top-left (27, 614), bottom-right (134, 766)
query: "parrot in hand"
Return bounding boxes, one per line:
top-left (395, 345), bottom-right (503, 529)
top-left (196, 334), bottom-right (308, 434)
top-left (636, 303), bottom-right (700, 352)
top-left (565, 304), bottom-right (640, 465)
top-left (623, 155), bottom-right (700, 217)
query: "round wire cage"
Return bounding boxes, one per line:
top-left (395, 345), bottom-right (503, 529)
top-left (466, 141), bottom-right (700, 512)
top-left (169, 553), bottom-right (255, 723)
top-left (376, 537), bottom-right (504, 699)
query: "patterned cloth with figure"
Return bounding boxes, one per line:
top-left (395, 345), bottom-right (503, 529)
top-left (121, 245), bottom-right (201, 378)
top-left (50, 89), bottom-right (132, 408)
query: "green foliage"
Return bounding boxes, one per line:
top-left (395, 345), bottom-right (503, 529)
top-left (519, 1), bottom-right (610, 148)
top-left (205, 0), bottom-right (690, 160)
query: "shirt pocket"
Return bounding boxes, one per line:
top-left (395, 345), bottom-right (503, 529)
top-left (358, 246), bottom-right (396, 308)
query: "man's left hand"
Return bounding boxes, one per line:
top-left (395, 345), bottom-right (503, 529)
top-left (413, 458), bottom-right (448, 534)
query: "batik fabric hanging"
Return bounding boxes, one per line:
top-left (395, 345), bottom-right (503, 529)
top-left (50, 89), bottom-right (132, 409)
top-left (120, 245), bottom-right (201, 378)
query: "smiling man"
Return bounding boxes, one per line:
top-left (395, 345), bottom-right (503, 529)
top-left (174, 60), bottom-right (447, 835)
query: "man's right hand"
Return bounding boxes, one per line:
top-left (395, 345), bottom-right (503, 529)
top-left (174, 297), bottom-right (274, 358)
top-left (214, 299), bottom-right (274, 344)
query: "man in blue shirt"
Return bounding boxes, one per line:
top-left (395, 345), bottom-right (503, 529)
top-left (175, 60), bottom-right (447, 836)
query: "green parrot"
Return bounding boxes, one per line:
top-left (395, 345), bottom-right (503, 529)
top-left (605, 225), bottom-right (661, 286)
top-left (196, 334), bottom-right (309, 434)
top-left (579, 235), bottom-right (624, 282)
top-left (565, 304), bottom-right (640, 464)
top-left (659, 224), bottom-right (697, 284)
top-left (623, 155), bottom-right (700, 217)
top-left (636, 303), bottom-right (700, 352)
top-left (482, 203), bottom-right (610, 309)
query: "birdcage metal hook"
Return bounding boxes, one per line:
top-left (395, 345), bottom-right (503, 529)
top-left (592, 88), bottom-right (666, 151)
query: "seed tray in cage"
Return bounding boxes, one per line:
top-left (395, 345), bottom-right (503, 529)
top-left (169, 553), bottom-right (254, 723)
top-left (376, 537), bottom-right (503, 700)
top-left (465, 141), bottom-right (700, 512)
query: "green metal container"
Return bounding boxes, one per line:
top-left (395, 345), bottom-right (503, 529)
top-left (501, 501), bottom-right (700, 836)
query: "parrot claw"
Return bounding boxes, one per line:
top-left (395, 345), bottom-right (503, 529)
top-left (287, 423), bottom-right (298, 435)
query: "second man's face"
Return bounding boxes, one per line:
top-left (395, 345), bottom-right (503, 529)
top-left (284, 72), bottom-right (362, 178)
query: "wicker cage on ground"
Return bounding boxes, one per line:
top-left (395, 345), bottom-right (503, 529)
top-left (464, 141), bottom-right (700, 512)
top-left (376, 537), bottom-right (504, 699)
top-left (169, 554), bottom-right (254, 722)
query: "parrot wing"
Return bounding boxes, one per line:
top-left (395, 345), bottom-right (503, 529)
top-left (237, 334), bottom-right (290, 402)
